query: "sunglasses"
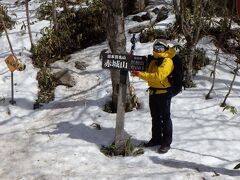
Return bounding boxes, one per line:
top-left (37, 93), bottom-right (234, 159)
top-left (153, 44), bottom-right (165, 52)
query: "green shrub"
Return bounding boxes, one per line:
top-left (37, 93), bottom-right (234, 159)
top-left (177, 46), bottom-right (210, 76)
top-left (193, 48), bottom-right (210, 73)
top-left (103, 101), bottom-right (114, 113)
top-left (0, 5), bottom-right (16, 35)
top-left (139, 23), bottom-right (178, 43)
top-left (36, 68), bottom-right (56, 103)
top-left (33, 1), bottom-right (106, 103)
top-left (32, 0), bottom-right (106, 68)
top-left (101, 138), bottom-right (144, 157)
top-left (222, 105), bottom-right (237, 114)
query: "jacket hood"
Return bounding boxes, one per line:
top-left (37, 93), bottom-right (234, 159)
top-left (153, 47), bottom-right (176, 59)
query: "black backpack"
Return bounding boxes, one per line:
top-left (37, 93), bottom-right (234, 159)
top-left (146, 54), bottom-right (183, 97)
top-left (168, 55), bottom-right (183, 97)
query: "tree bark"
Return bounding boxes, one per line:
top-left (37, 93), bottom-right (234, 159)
top-left (0, 14), bottom-right (14, 55)
top-left (172, 0), bottom-right (181, 29)
top-left (103, 0), bottom-right (127, 147)
top-left (185, 45), bottom-right (195, 87)
top-left (221, 63), bottom-right (239, 107)
top-left (104, 0), bottom-right (127, 113)
top-left (110, 70), bottom-right (120, 112)
top-left (205, 47), bottom-right (219, 99)
top-left (174, 0), bottom-right (206, 87)
top-left (52, 0), bottom-right (58, 30)
top-left (25, 0), bottom-right (34, 50)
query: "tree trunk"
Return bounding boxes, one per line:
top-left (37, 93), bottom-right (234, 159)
top-left (172, 0), bottom-right (181, 29)
top-left (134, 0), bottom-right (145, 12)
top-left (103, 0), bottom-right (127, 147)
top-left (205, 47), bottom-right (220, 99)
top-left (110, 70), bottom-right (120, 112)
top-left (52, 0), bottom-right (58, 30)
top-left (221, 63), bottom-right (239, 107)
top-left (0, 14), bottom-right (14, 55)
top-left (104, 0), bottom-right (127, 112)
top-left (175, 0), bottom-right (206, 87)
top-left (25, 0), bottom-right (34, 50)
top-left (62, 0), bottom-right (69, 13)
top-left (185, 44), bottom-right (195, 87)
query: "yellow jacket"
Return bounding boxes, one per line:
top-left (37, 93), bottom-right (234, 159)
top-left (138, 48), bottom-right (176, 94)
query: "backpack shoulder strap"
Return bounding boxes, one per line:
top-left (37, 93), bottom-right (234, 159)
top-left (146, 55), bottom-right (164, 68)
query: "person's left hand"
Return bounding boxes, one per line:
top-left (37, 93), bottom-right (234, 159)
top-left (131, 71), bottom-right (140, 77)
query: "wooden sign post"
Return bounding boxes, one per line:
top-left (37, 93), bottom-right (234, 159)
top-left (102, 52), bottom-right (146, 146)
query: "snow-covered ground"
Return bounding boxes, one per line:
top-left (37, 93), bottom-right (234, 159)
top-left (0, 0), bottom-right (240, 179)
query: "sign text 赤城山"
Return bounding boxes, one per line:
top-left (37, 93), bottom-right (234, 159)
top-left (102, 53), bottom-right (146, 71)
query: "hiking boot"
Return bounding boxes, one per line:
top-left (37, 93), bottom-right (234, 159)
top-left (158, 146), bottom-right (170, 153)
top-left (143, 139), bottom-right (161, 147)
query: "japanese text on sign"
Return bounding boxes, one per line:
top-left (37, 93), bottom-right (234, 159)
top-left (129, 55), bottom-right (146, 71)
top-left (102, 53), bottom-right (146, 71)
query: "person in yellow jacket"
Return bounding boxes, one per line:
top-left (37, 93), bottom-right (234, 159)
top-left (132, 39), bottom-right (176, 153)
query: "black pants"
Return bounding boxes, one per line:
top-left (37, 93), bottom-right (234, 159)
top-left (149, 93), bottom-right (172, 146)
